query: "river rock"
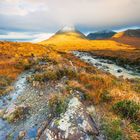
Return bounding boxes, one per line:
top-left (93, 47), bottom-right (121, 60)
top-left (39, 92), bottom-right (44, 96)
top-left (95, 63), bottom-right (102, 66)
top-left (40, 97), bottom-right (99, 140)
top-left (3, 104), bottom-right (29, 122)
top-left (117, 69), bottom-right (122, 73)
top-left (18, 130), bottom-right (26, 139)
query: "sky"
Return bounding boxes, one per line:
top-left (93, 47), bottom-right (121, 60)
top-left (0, 0), bottom-right (140, 42)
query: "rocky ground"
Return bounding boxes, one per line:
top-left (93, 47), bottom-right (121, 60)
top-left (0, 56), bottom-right (104, 140)
top-left (0, 52), bottom-right (140, 140)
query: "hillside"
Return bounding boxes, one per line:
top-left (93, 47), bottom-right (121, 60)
top-left (39, 29), bottom-right (140, 67)
top-left (39, 29), bottom-right (133, 51)
top-left (0, 40), bottom-right (140, 140)
top-left (87, 30), bottom-right (116, 40)
top-left (112, 29), bottom-right (140, 48)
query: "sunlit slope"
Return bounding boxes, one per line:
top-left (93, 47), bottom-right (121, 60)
top-left (0, 41), bottom-right (50, 79)
top-left (112, 29), bottom-right (140, 48)
top-left (39, 31), bottom-right (134, 51)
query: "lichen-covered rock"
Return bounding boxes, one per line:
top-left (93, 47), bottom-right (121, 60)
top-left (3, 104), bottom-right (29, 123)
top-left (40, 97), bottom-right (99, 140)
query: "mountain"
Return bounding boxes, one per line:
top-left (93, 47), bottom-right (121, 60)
top-left (39, 26), bottom-right (93, 51)
top-left (39, 27), bottom-right (134, 51)
top-left (55, 26), bottom-right (86, 38)
top-left (113, 29), bottom-right (140, 38)
top-left (112, 29), bottom-right (140, 48)
top-left (87, 30), bottom-right (116, 40)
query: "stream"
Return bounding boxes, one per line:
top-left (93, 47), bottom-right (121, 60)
top-left (73, 51), bottom-right (140, 79)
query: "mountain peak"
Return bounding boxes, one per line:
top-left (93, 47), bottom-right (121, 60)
top-left (60, 26), bottom-right (76, 32)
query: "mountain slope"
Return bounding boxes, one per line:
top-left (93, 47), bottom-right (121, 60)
top-left (112, 29), bottom-right (140, 48)
top-left (39, 28), bottom-right (132, 51)
top-left (87, 30), bottom-right (116, 40)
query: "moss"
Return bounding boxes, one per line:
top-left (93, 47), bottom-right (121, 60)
top-left (102, 119), bottom-right (125, 140)
top-left (48, 94), bottom-right (68, 117)
top-left (5, 106), bottom-right (29, 123)
top-left (113, 100), bottom-right (140, 122)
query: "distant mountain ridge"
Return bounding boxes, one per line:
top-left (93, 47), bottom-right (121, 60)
top-left (87, 30), bottom-right (116, 40)
top-left (113, 29), bottom-right (140, 38)
top-left (112, 29), bottom-right (140, 48)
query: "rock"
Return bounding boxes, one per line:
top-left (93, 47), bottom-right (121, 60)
top-left (40, 97), bottom-right (99, 140)
top-left (0, 109), bottom-right (5, 117)
top-left (39, 92), bottom-right (44, 96)
top-left (95, 63), bottom-right (102, 66)
top-left (117, 69), bottom-right (122, 73)
top-left (18, 131), bottom-right (26, 139)
top-left (3, 104), bottom-right (29, 122)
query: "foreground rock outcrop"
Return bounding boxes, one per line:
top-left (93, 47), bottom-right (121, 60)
top-left (40, 97), bottom-right (100, 140)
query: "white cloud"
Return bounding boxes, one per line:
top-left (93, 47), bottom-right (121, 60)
top-left (0, 0), bottom-right (140, 32)
top-left (0, 32), bottom-right (53, 42)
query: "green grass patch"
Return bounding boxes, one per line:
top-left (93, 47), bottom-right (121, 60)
top-left (102, 119), bottom-right (125, 140)
top-left (113, 100), bottom-right (140, 122)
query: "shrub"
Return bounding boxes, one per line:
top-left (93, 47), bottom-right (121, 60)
top-left (101, 90), bottom-right (112, 102)
top-left (0, 75), bottom-right (13, 95)
top-left (113, 100), bottom-right (140, 122)
top-left (102, 119), bottom-right (124, 140)
top-left (131, 123), bottom-right (140, 132)
top-left (48, 94), bottom-right (68, 117)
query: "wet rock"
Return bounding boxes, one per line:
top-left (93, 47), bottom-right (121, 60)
top-left (117, 69), bottom-right (122, 73)
top-left (0, 109), bottom-right (5, 117)
top-left (95, 63), bottom-right (102, 66)
top-left (39, 92), bottom-right (44, 96)
top-left (3, 104), bottom-right (29, 122)
top-left (40, 97), bottom-right (99, 140)
top-left (18, 131), bottom-right (26, 139)
top-left (102, 65), bottom-right (109, 69)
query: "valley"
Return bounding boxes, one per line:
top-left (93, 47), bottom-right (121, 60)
top-left (0, 28), bottom-right (140, 140)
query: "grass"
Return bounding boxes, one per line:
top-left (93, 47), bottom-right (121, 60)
top-left (102, 119), bottom-right (125, 140)
top-left (113, 100), bottom-right (140, 122)
top-left (101, 90), bottom-right (112, 102)
top-left (39, 30), bottom-right (140, 67)
top-left (5, 106), bottom-right (29, 123)
top-left (0, 41), bottom-right (51, 95)
top-left (48, 94), bottom-right (68, 117)
top-left (0, 75), bottom-right (13, 95)
top-left (28, 65), bottom-right (78, 83)
top-left (0, 37), bottom-right (140, 139)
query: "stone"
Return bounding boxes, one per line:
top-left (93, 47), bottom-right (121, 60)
top-left (117, 69), bottom-right (122, 73)
top-left (18, 131), bottom-right (26, 139)
top-left (39, 92), bottom-right (44, 96)
top-left (40, 97), bottom-right (99, 140)
top-left (3, 104), bottom-right (29, 122)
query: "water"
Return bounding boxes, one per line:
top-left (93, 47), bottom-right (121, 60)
top-left (73, 51), bottom-right (140, 79)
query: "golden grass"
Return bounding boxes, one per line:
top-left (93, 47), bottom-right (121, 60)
top-left (39, 31), bottom-right (140, 65)
top-left (39, 31), bottom-right (134, 51)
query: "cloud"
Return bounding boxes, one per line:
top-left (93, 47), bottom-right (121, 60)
top-left (0, 32), bottom-right (54, 42)
top-left (0, 0), bottom-right (140, 33)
